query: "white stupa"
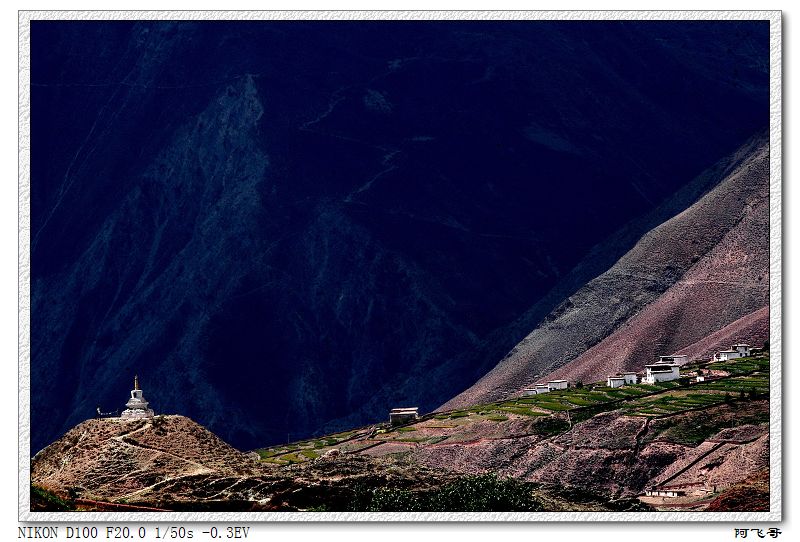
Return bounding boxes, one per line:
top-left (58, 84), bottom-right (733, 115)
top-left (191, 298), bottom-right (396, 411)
top-left (120, 375), bottom-right (155, 419)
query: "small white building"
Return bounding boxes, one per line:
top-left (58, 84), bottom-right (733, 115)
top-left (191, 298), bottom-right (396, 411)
top-left (659, 354), bottom-right (688, 365)
top-left (607, 376), bottom-right (626, 388)
top-left (644, 489), bottom-right (685, 498)
top-left (389, 407), bottom-right (419, 425)
top-left (623, 372), bottom-right (638, 384)
top-left (714, 343), bottom-right (753, 362)
top-left (535, 384), bottom-right (550, 394)
top-left (733, 343), bottom-right (752, 357)
top-left (522, 388), bottom-right (538, 397)
top-left (547, 380), bottom-right (569, 390)
top-left (643, 361), bottom-right (680, 384)
top-left (714, 350), bottom-right (742, 362)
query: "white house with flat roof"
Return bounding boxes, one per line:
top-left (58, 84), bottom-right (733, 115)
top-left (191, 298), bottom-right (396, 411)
top-left (714, 343), bottom-right (754, 362)
top-left (389, 407), bottom-right (419, 425)
top-left (643, 361), bottom-right (680, 384)
top-left (732, 343), bottom-right (752, 356)
top-left (658, 354), bottom-right (688, 365)
top-left (714, 350), bottom-right (741, 362)
top-left (547, 380), bottom-right (569, 390)
top-left (535, 384), bottom-right (550, 394)
top-left (522, 388), bottom-right (538, 396)
top-left (645, 488), bottom-right (686, 498)
top-left (607, 376), bottom-right (626, 388)
top-left (623, 372), bottom-right (638, 384)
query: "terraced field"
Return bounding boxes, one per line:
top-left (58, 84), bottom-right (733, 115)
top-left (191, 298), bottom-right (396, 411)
top-left (254, 355), bottom-right (770, 465)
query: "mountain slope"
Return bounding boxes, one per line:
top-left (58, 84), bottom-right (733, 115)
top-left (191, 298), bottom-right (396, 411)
top-left (444, 135), bottom-right (768, 408)
top-left (31, 21), bottom-right (769, 452)
top-left (30, 416), bottom-right (259, 502)
top-left (541, 154), bottom-right (769, 385)
top-left (675, 306), bottom-right (769, 361)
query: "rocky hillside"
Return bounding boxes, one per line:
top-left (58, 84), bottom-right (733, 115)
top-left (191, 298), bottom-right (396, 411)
top-left (675, 306), bottom-right (769, 361)
top-left (444, 135), bottom-right (769, 408)
top-left (31, 416), bottom-right (260, 502)
top-left (32, 355), bottom-right (770, 512)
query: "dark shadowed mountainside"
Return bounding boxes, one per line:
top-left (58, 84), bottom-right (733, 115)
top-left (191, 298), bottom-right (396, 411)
top-left (31, 21), bottom-right (768, 452)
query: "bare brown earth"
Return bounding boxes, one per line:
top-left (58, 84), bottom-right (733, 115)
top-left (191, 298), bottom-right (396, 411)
top-left (675, 306), bottom-right (769, 361)
top-left (32, 395), bottom-right (769, 511)
top-left (705, 468), bottom-right (770, 512)
top-left (443, 135), bottom-right (768, 409)
top-left (405, 402), bottom-right (768, 503)
top-left (30, 415), bottom-right (459, 511)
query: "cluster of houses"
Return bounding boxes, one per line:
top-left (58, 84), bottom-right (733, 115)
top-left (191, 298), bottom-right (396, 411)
top-left (713, 343), bottom-right (753, 361)
top-left (604, 343), bottom-right (756, 388)
top-left (521, 379), bottom-right (569, 396)
top-left (602, 355), bottom-right (686, 387)
top-left (388, 343), bottom-right (758, 426)
top-left (518, 343), bottom-right (753, 396)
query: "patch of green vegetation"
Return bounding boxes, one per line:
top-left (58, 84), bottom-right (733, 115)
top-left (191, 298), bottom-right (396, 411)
top-left (31, 484), bottom-right (74, 511)
top-left (573, 392), bottom-right (611, 402)
top-left (598, 390), bottom-right (628, 399)
top-left (530, 416), bottom-right (571, 437)
top-left (630, 384), bottom-right (661, 392)
top-left (571, 402), bottom-right (620, 423)
top-left (562, 397), bottom-right (597, 407)
top-left (645, 406), bottom-right (769, 446)
top-left (433, 414), bottom-right (450, 420)
top-left (486, 415), bottom-right (509, 422)
top-left (696, 379), bottom-right (768, 393)
top-left (613, 387), bottom-right (648, 396)
top-left (397, 426), bottom-right (417, 432)
top-left (497, 405), bottom-right (546, 417)
top-left (281, 452), bottom-right (307, 464)
top-left (345, 474), bottom-right (543, 512)
top-left (633, 408), bottom-right (667, 415)
top-left (534, 401), bottom-right (572, 411)
top-left (256, 448), bottom-right (289, 459)
top-left (300, 449), bottom-right (320, 459)
top-left (448, 411), bottom-right (470, 418)
top-left (515, 397), bottom-right (543, 404)
top-left (653, 381), bottom-right (682, 389)
top-left (707, 356), bottom-right (769, 376)
top-left (653, 403), bottom-right (691, 412)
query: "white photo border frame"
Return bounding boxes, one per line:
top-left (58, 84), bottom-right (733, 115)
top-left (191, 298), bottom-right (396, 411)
top-left (18, 9), bottom-right (783, 522)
